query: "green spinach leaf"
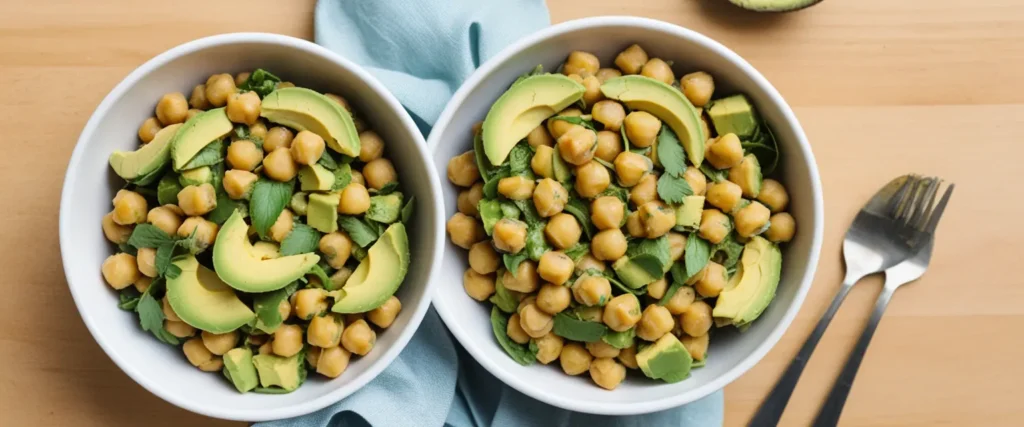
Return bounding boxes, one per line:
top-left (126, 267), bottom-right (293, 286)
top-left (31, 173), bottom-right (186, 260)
top-left (684, 235), bottom-right (712, 280)
top-left (181, 139), bottom-right (224, 170)
top-left (127, 224), bottom-right (174, 249)
top-left (157, 174), bottom-right (183, 206)
top-left (562, 197), bottom-right (594, 240)
top-left (490, 307), bottom-right (535, 365)
top-left (279, 223), bottom-right (321, 256)
top-left (602, 328), bottom-right (635, 349)
top-left (525, 222), bottom-right (549, 261)
top-left (249, 178), bottom-right (294, 239)
top-left (503, 252), bottom-right (528, 277)
top-left (338, 216), bottom-right (379, 248)
top-left (656, 173), bottom-right (693, 204)
top-left (489, 270), bottom-right (519, 314)
top-left (552, 312), bottom-right (608, 342)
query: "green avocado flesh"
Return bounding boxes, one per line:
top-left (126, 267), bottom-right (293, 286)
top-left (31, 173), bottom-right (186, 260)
top-left (482, 74), bottom-right (585, 166)
top-left (252, 352), bottom-right (305, 392)
top-left (109, 123), bottom-right (181, 180)
top-left (729, 0), bottom-right (821, 12)
top-left (637, 334), bottom-right (692, 383)
top-left (707, 94), bottom-right (759, 139)
top-left (331, 222), bottom-right (409, 313)
top-left (306, 191), bottom-right (340, 233)
top-left (601, 75), bottom-right (706, 166)
top-left (212, 210), bottom-right (320, 292)
top-left (223, 348), bottom-right (259, 393)
top-left (170, 108), bottom-right (232, 170)
top-left (166, 255), bottom-right (254, 334)
top-left (260, 87), bottom-right (360, 157)
top-left (675, 195), bottom-right (705, 231)
top-left (298, 164), bottom-right (335, 191)
top-left (713, 236), bottom-right (781, 326)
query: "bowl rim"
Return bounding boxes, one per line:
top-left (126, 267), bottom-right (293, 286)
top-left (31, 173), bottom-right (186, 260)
top-left (58, 32), bottom-right (445, 421)
top-left (426, 16), bottom-right (824, 415)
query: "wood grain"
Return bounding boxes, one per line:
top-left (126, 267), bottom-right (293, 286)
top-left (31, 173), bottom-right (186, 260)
top-left (1, 0), bottom-right (1021, 425)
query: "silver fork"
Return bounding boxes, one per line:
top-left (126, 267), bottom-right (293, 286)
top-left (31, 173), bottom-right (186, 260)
top-left (812, 179), bottom-right (954, 427)
top-left (749, 175), bottom-right (930, 427)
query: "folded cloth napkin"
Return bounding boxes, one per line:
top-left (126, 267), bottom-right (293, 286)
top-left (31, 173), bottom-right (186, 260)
top-left (255, 1), bottom-right (725, 426)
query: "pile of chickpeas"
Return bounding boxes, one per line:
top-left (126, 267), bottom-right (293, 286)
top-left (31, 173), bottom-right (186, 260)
top-left (100, 70), bottom-right (406, 390)
top-left (446, 44), bottom-right (796, 390)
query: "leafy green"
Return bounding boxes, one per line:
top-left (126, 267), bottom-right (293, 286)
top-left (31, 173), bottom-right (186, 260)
top-left (478, 199), bottom-right (502, 235)
top-left (317, 150), bottom-right (339, 170)
top-left (621, 124), bottom-right (631, 153)
top-left (400, 196), bottom-right (416, 225)
top-left (128, 165), bottom-right (166, 187)
top-left (602, 328), bottom-right (636, 349)
top-left (513, 199), bottom-right (543, 226)
top-left (597, 183), bottom-right (630, 204)
top-left (511, 64), bottom-right (544, 87)
top-left (699, 164), bottom-right (728, 182)
top-left (117, 243), bottom-right (138, 256)
top-left (473, 133), bottom-right (496, 180)
top-left (338, 216), bottom-right (379, 248)
top-left (626, 236), bottom-right (672, 273)
top-left (157, 174), bottom-right (183, 206)
top-left (490, 307), bottom-right (535, 365)
top-left (499, 200), bottom-right (521, 219)
top-left (154, 243), bottom-right (176, 277)
top-left (562, 197), bottom-right (594, 240)
top-left (525, 222), bottom-right (549, 261)
top-left (503, 252), bottom-right (528, 277)
top-left (621, 254), bottom-right (663, 285)
top-left (684, 235), bottom-right (712, 280)
top-left (374, 182), bottom-right (400, 196)
top-left (366, 193), bottom-right (403, 224)
top-left (656, 126), bottom-right (687, 175)
top-left (309, 264), bottom-right (337, 290)
top-left (550, 115), bottom-right (596, 131)
top-left (564, 243), bottom-right (590, 262)
top-left (118, 288), bottom-right (142, 311)
top-left (657, 173), bottom-right (693, 204)
top-left (711, 235), bottom-right (745, 270)
top-left (279, 223), bottom-right (321, 256)
top-left (127, 224), bottom-right (174, 249)
top-left (207, 193), bottom-right (245, 225)
top-left (252, 282), bottom-right (298, 333)
top-left (489, 270), bottom-right (519, 313)
top-left (482, 166), bottom-right (510, 199)
top-left (135, 278), bottom-right (179, 345)
top-left (742, 124), bottom-right (780, 175)
top-left (606, 270), bottom-right (646, 295)
top-left (181, 139), bottom-right (224, 170)
top-left (509, 143), bottom-right (533, 176)
top-left (239, 68), bottom-right (282, 98)
top-left (552, 312), bottom-right (608, 342)
top-left (331, 164), bottom-right (352, 191)
top-left (249, 178), bottom-right (294, 239)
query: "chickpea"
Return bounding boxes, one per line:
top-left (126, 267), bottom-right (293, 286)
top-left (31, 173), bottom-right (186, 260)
top-left (592, 132), bottom-right (623, 165)
top-left (735, 201), bottom-right (771, 237)
top-left (705, 133), bottom-right (743, 170)
top-left (183, 338), bottom-right (222, 371)
top-left (176, 183), bottom-right (217, 216)
top-left (667, 232), bottom-right (687, 263)
top-left (317, 346), bottom-right (351, 378)
top-left (362, 158), bottom-right (398, 193)
top-left (204, 73), bottom-right (236, 107)
top-left (158, 298), bottom-right (180, 323)
top-left (457, 182), bottom-right (485, 217)
top-left (758, 179), bottom-right (790, 213)
top-left (547, 108), bottom-right (582, 139)
top-left (614, 151), bottom-right (652, 187)
top-left (664, 285), bottom-right (696, 315)
top-left (628, 174), bottom-right (658, 207)
top-left (683, 166), bottom-right (707, 196)
top-left (292, 288), bottom-right (329, 320)
top-left (530, 145), bottom-right (556, 179)
top-left (223, 169), bottom-right (258, 200)
top-left (201, 330), bottom-right (238, 356)
top-left (138, 117), bottom-right (162, 143)
top-left (639, 201), bottom-right (675, 239)
top-left (338, 183), bottom-right (371, 215)
top-left (699, 209), bottom-right (732, 244)
top-left (591, 228), bottom-right (627, 261)
top-left (230, 72), bottom-right (250, 86)
top-left (595, 68), bottom-right (622, 83)
top-left (463, 268), bottom-right (496, 301)
top-left (101, 253), bottom-right (139, 290)
top-left (618, 345), bottom-right (639, 369)
top-left (603, 294), bottom-right (642, 332)
top-left (587, 341), bottom-right (621, 358)
top-left (354, 131), bottom-right (385, 163)
top-left (527, 125), bottom-right (554, 148)
top-left (465, 242), bottom-right (497, 275)
top-left (590, 196), bottom-right (624, 231)
top-left (112, 189), bottom-right (147, 225)
top-left (766, 212), bottom-right (796, 243)
top-left (446, 213), bottom-right (485, 249)
top-left (614, 44), bottom-right (649, 74)
top-left (636, 305), bottom-right (675, 341)
top-left (257, 341), bottom-right (273, 355)
top-left (592, 101), bottom-right (626, 133)
top-left (278, 299), bottom-right (292, 322)
top-left (647, 277), bottom-right (669, 300)
top-left (696, 262), bottom-right (727, 298)
top-left (492, 218), bottom-right (527, 253)
top-left (319, 232), bottom-right (353, 269)
top-left (573, 275), bottom-right (612, 306)
top-left (344, 313), bottom-right (365, 325)
top-left (518, 303), bottom-right (554, 338)
top-left (538, 251), bottom-right (574, 285)
top-left (101, 212), bottom-right (132, 244)
top-left (246, 121), bottom-right (267, 140)
top-left (146, 207), bottom-right (181, 237)
top-left (290, 131), bottom-right (326, 166)
top-left (681, 333), bottom-right (709, 361)
top-left (305, 346), bottom-right (321, 369)
top-left (563, 51), bottom-right (600, 77)
top-left (680, 71), bottom-right (715, 108)
top-left (502, 260), bottom-right (539, 293)
top-left (271, 324), bottom-right (304, 357)
top-left (165, 320), bottom-right (195, 338)
top-left (264, 127), bottom-right (294, 152)
top-left (155, 92), bottom-right (189, 126)
top-left (625, 211), bottom-right (645, 238)
top-left (557, 126), bottom-right (597, 166)
top-left (134, 247), bottom-right (156, 278)
top-left (263, 147), bottom-right (297, 182)
top-left (640, 58), bottom-right (675, 85)
top-left (507, 311), bottom-right (532, 344)
top-left (559, 342), bottom-right (593, 375)
top-left (581, 75), bottom-right (603, 107)
top-left (368, 296), bottom-right (402, 328)
top-left (189, 84), bottom-right (210, 110)
top-left (706, 180), bottom-right (743, 212)
top-left (133, 276), bottom-right (153, 293)
top-left (268, 209), bottom-right (294, 243)
top-left (536, 283), bottom-right (571, 315)
top-left (497, 175), bottom-right (535, 200)
top-left (729, 156), bottom-right (762, 198)
top-left (571, 307), bottom-right (600, 324)
top-left (532, 178), bottom-right (567, 218)
top-left (533, 333), bottom-right (564, 364)
top-left (624, 111), bottom-right (661, 148)
top-left (308, 314), bottom-right (343, 348)
top-left (575, 253), bottom-right (607, 274)
top-left (325, 93), bottom-right (351, 111)
top-left (544, 213), bottom-right (581, 249)
top-left (681, 300), bottom-right (713, 337)
top-left (225, 91), bottom-right (261, 125)
top-left (571, 163), bottom-right (609, 201)
top-left (447, 151), bottom-right (480, 187)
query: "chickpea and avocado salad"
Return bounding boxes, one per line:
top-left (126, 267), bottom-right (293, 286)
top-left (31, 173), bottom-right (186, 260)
top-left (446, 45), bottom-right (796, 390)
top-left (100, 69), bottom-right (414, 393)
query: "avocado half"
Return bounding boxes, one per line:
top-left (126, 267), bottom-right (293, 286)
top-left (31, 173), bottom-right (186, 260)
top-left (728, 0), bottom-right (822, 12)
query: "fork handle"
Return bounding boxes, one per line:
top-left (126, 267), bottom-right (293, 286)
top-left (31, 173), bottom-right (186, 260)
top-left (748, 278), bottom-right (857, 427)
top-left (812, 284), bottom-right (896, 427)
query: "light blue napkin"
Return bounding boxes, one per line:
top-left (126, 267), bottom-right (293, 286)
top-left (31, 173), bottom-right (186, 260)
top-left (256, 1), bottom-right (725, 426)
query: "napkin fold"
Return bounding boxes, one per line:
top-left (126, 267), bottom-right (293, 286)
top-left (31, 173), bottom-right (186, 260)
top-left (256, 0), bottom-right (725, 425)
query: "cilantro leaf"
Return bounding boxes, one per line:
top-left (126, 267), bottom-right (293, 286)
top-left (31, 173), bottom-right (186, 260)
top-left (249, 178), bottom-right (294, 239)
top-left (238, 68), bottom-right (282, 98)
top-left (127, 224), bottom-right (174, 249)
top-left (657, 173), bottom-right (693, 204)
top-left (279, 223), bottom-right (321, 256)
top-left (656, 126), bottom-right (687, 175)
top-left (684, 235), bottom-right (712, 280)
top-left (118, 288), bottom-right (142, 311)
top-left (155, 243), bottom-right (175, 276)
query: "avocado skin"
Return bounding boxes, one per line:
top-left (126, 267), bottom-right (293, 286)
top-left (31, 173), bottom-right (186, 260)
top-left (728, 0), bottom-right (822, 12)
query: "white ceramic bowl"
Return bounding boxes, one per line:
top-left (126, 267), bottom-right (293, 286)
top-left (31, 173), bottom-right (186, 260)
top-left (428, 17), bottom-right (824, 415)
top-left (59, 33), bottom-right (445, 421)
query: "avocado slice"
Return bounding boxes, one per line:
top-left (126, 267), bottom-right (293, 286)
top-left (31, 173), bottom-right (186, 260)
top-left (728, 154), bottom-right (762, 198)
top-left (170, 108), bottom-right (233, 170)
top-left (331, 222), bottom-right (409, 313)
top-left (260, 87), bottom-right (360, 157)
top-left (674, 195), bottom-right (705, 231)
top-left (178, 166), bottom-right (213, 187)
top-left (251, 241), bottom-right (281, 260)
top-left (306, 191), bottom-right (340, 233)
top-left (109, 123), bottom-right (182, 181)
top-left (366, 193), bottom-right (403, 224)
top-left (298, 164), bottom-right (335, 192)
top-left (482, 74), bottom-right (585, 166)
top-left (713, 236), bottom-right (781, 326)
top-left (212, 210), bottom-right (320, 292)
top-left (728, 0), bottom-right (821, 12)
top-left (601, 76), bottom-right (706, 166)
top-left (166, 255), bottom-right (255, 333)
top-left (252, 352), bottom-right (306, 392)
top-left (636, 333), bottom-right (693, 383)
top-left (612, 256), bottom-right (661, 289)
top-left (222, 347), bottom-right (259, 393)
top-left (707, 95), bottom-right (760, 140)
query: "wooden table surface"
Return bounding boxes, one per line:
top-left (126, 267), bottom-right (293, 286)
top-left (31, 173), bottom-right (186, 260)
top-left (1, 0), bottom-right (1020, 425)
